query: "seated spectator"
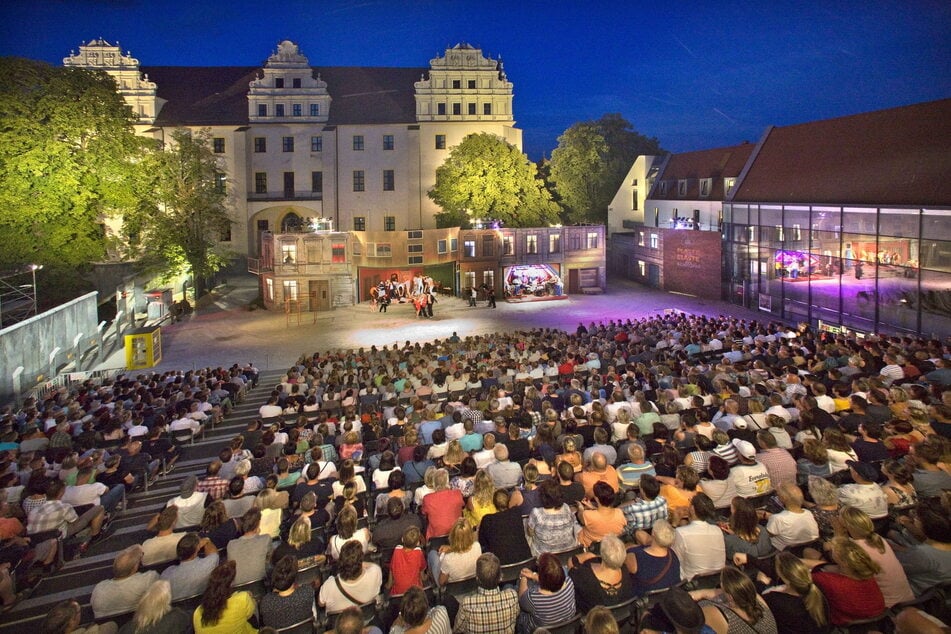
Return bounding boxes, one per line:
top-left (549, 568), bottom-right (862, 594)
top-left (583, 427), bottom-right (617, 466)
top-left (568, 533), bottom-right (635, 613)
top-left (637, 586), bottom-right (706, 634)
top-left (761, 552), bottom-right (829, 634)
top-left (796, 439), bottom-right (833, 483)
top-left (200, 500), bottom-right (241, 550)
top-left (486, 444), bottom-right (522, 489)
top-left (430, 518), bottom-right (481, 587)
top-left (578, 452), bottom-right (620, 500)
top-left (421, 469), bottom-right (464, 540)
top-left (318, 540), bottom-right (383, 614)
top-left (556, 460), bottom-right (585, 506)
top-left (657, 466), bottom-right (700, 522)
top-left (910, 437), bottom-right (951, 498)
top-left (755, 430), bottom-right (797, 490)
top-left (892, 497), bottom-right (951, 596)
top-left (372, 451), bottom-right (401, 490)
top-left (721, 497), bottom-right (773, 560)
top-left (691, 566), bottom-right (777, 633)
top-left (90, 545), bottom-right (159, 618)
top-left (165, 475), bottom-right (208, 529)
top-left (838, 505), bottom-right (914, 607)
top-left (698, 455), bottom-right (737, 510)
top-left (193, 560), bottom-right (256, 634)
top-left (196, 460), bottom-right (230, 501)
top-left (226, 507), bottom-right (271, 585)
top-left (464, 471), bottom-right (497, 528)
top-left (837, 461), bottom-right (888, 519)
top-left (504, 423), bottom-right (531, 463)
top-left (402, 445), bottom-right (433, 486)
top-left (711, 430), bottom-right (739, 466)
top-left (160, 532), bottom-right (220, 601)
top-left (389, 526), bottom-right (427, 596)
top-left (624, 518), bottom-right (681, 596)
top-left (453, 553), bottom-right (519, 634)
top-left (620, 474), bottom-right (668, 538)
top-left (141, 505), bottom-right (184, 566)
top-left (851, 422), bottom-right (890, 462)
top-left (672, 493), bottom-right (726, 581)
top-left (509, 463), bottom-right (543, 516)
top-left (374, 470), bottom-right (411, 518)
top-left (332, 460), bottom-right (367, 499)
top-left (528, 479), bottom-right (579, 557)
top-left (682, 435), bottom-right (714, 477)
top-left (232, 459), bottom-right (262, 495)
top-left (271, 516), bottom-right (324, 569)
top-left (516, 551), bottom-right (576, 633)
top-left (880, 459), bottom-right (917, 510)
top-left (555, 437), bottom-right (583, 474)
top-left (28, 479), bottom-right (105, 542)
top-left (764, 482), bottom-right (819, 551)
top-left (328, 504), bottom-right (372, 559)
top-left (822, 429), bottom-right (858, 473)
top-left (291, 463), bottom-right (333, 510)
top-left (259, 555), bottom-right (316, 630)
top-left (120, 579), bottom-right (191, 634)
top-left (728, 439), bottom-right (772, 498)
top-left (478, 489), bottom-right (532, 565)
top-left (372, 496), bottom-right (422, 555)
top-left (577, 481), bottom-right (627, 549)
top-left (389, 585), bottom-right (451, 634)
top-left (617, 443), bottom-right (656, 491)
top-left (807, 536), bottom-right (885, 627)
top-left (253, 488), bottom-right (283, 539)
top-left (63, 466), bottom-right (125, 516)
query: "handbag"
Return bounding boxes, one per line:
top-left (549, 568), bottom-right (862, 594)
top-left (641, 551), bottom-right (675, 587)
top-left (334, 574), bottom-right (364, 607)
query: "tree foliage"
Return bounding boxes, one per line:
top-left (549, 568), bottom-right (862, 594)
top-left (127, 129), bottom-right (233, 297)
top-left (549, 113), bottom-right (664, 224)
top-left (0, 57), bottom-right (145, 302)
top-left (429, 133), bottom-right (560, 228)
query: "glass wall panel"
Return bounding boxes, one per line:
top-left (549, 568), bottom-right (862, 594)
top-left (922, 209), bottom-right (951, 241)
top-left (920, 239), bottom-right (951, 273)
top-left (920, 270), bottom-right (951, 337)
top-left (842, 208), bottom-right (878, 233)
top-left (879, 209), bottom-right (919, 237)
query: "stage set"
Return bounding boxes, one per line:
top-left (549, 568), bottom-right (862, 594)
top-left (503, 264), bottom-right (567, 303)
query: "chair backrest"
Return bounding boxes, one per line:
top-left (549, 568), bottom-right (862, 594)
top-left (440, 575), bottom-right (480, 601)
top-left (605, 595), bottom-right (640, 626)
top-left (499, 557), bottom-right (537, 583)
top-left (544, 612), bottom-right (582, 634)
top-left (274, 616), bottom-right (316, 634)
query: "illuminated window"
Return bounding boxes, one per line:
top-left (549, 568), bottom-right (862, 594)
top-left (352, 135), bottom-right (364, 151)
top-left (332, 243), bottom-right (346, 263)
top-left (638, 232), bottom-right (645, 246)
top-left (638, 260), bottom-right (646, 276)
top-left (282, 280), bottom-right (298, 300)
top-left (483, 270), bottom-right (494, 288)
top-left (463, 240), bottom-right (476, 257)
top-left (700, 179), bottom-right (710, 197)
top-left (678, 180), bottom-right (687, 196)
top-left (212, 137), bottom-right (225, 153)
top-left (725, 177), bottom-right (736, 193)
top-left (281, 244), bottom-right (297, 264)
top-left (254, 137), bottom-right (266, 153)
top-left (383, 216), bottom-right (395, 231)
top-left (586, 232), bottom-right (599, 249)
top-left (776, 225), bottom-right (784, 242)
top-left (352, 171), bottom-right (364, 192)
top-left (792, 224), bottom-right (802, 241)
top-left (464, 271), bottom-right (476, 291)
top-left (353, 217), bottom-right (365, 231)
top-left (526, 235), bottom-right (538, 254)
top-left (650, 233), bottom-right (658, 249)
top-left (549, 234), bottom-right (560, 253)
top-left (282, 136), bottom-right (294, 152)
top-left (383, 135), bottom-right (394, 150)
top-left (435, 135), bottom-right (446, 150)
top-left (265, 278), bottom-right (273, 300)
top-left (383, 170), bottom-right (395, 191)
top-left (214, 172), bottom-right (226, 193)
top-left (311, 136), bottom-right (322, 152)
top-left (659, 181), bottom-right (668, 195)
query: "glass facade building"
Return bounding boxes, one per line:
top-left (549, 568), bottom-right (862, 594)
top-left (722, 204), bottom-right (951, 337)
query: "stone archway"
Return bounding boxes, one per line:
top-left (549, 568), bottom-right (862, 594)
top-left (281, 212), bottom-right (304, 233)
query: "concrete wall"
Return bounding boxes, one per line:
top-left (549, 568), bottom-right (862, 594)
top-left (0, 292), bottom-right (99, 403)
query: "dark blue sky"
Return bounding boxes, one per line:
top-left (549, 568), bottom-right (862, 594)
top-left (2, 1), bottom-right (949, 159)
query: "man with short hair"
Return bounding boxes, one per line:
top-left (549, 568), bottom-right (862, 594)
top-left (582, 427), bottom-right (617, 466)
top-left (755, 431), bottom-right (797, 490)
top-left (165, 475), bottom-right (208, 528)
top-left (196, 460), bottom-right (230, 501)
top-left (227, 507), bottom-right (272, 585)
top-left (764, 482), bottom-right (819, 550)
top-left (453, 552), bottom-right (519, 634)
top-left (141, 505), bottom-right (184, 566)
top-left (90, 545), bottom-right (159, 618)
top-left (63, 466), bottom-right (125, 515)
top-left (160, 532), bottom-right (219, 600)
top-left (472, 433), bottom-right (498, 470)
top-left (671, 494), bottom-right (726, 581)
top-left (485, 444), bottom-right (522, 489)
top-left (578, 452), bottom-right (620, 499)
top-left (620, 474), bottom-right (668, 537)
top-left (28, 479), bottom-right (105, 540)
top-left (478, 489), bottom-right (531, 565)
top-left (372, 497), bottom-right (422, 552)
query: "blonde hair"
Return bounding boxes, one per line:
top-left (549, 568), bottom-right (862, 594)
top-left (775, 552), bottom-right (827, 627)
top-left (830, 536), bottom-right (881, 580)
top-left (444, 440), bottom-right (466, 465)
top-left (447, 518), bottom-right (475, 553)
top-left (288, 516), bottom-right (311, 548)
top-left (839, 506), bottom-right (885, 553)
top-left (651, 519), bottom-right (676, 548)
top-left (132, 580), bottom-right (172, 632)
top-left (471, 471), bottom-right (495, 506)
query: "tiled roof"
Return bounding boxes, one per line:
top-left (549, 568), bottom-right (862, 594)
top-left (732, 98), bottom-right (951, 206)
top-left (652, 143), bottom-right (755, 200)
top-left (141, 65), bottom-right (427, 127)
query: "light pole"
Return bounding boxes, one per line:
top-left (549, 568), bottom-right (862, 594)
top-left (29, 264), bottom-right (42, 315)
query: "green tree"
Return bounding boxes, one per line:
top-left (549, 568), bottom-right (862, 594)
top-left (429, 133), bottom-right (560, 228)
top-left (549, 114), bottom-right (664, 224)
top-left (0, 57), bottom-right (144, 304)
top-left (128, 129), bottom-right (233, 298)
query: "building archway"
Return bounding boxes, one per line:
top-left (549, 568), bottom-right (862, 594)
top-left (281, 212), bottom-right (304, 233)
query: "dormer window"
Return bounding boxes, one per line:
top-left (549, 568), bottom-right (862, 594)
top-left (725, 177), bottom-right (737, 193)
top-left (699, 179), bottom-right (711, 197)
top-left (678, 180), bottom-right (687, 196)
top-left (659, 181), bottom-right (668, 195)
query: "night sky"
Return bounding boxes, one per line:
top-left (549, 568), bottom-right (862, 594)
top-left (2, 0), bottom-right (949, 159)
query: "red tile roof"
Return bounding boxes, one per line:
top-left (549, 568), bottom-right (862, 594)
top-left (141, 65), bottom-right (427, 127)
top-left (732, 98), bottom-right (951, 206)
top-left (652, 143), bottom-right (755, 200)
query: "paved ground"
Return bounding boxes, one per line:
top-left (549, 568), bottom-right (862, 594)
top-left (98, 272), bottom-right (777, 375)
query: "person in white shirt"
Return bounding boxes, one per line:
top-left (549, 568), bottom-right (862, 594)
top-left (165, 475), bottom-right (208, 528)
top-left (765, 482), bottom-right (819, 550)
top-left (168, 414), bottom-right (202, 439)
top-left (728, 439), bottom-right (772, 498)
top-left (671, 494), bottom-right (726, 580)
top-left (259, 396), bottom-right (283, 419)
top-left (472, 434), bottom-right (499, 470)
top-left (811, 383), bottom-right (837, 415)
top-left (837, 461), bottom-right (888, 519)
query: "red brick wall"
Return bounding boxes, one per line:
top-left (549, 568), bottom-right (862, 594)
top-left (661, 230), bottom-right (722, 299)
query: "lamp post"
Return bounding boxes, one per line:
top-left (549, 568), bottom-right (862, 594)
top-left (29, 264), bottom-right (42, 315)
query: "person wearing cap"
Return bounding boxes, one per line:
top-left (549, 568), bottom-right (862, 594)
top-left (727, 439), bottom-right (772, 498)
top-left (837, 461), bottom-right (888, 519)
top-left (90, 545), bottom-right (159, 618)
top-left (639, 586), bottom-right (714, 634)
top-left (165, 475), bottom-right (209, 528)
top-left (725, 416), bottom-right (756, 444)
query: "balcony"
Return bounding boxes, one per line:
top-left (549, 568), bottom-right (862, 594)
top-left (247, 191), bottom-right (323, 202)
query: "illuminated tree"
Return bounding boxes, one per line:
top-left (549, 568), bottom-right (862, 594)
top-left (429, 132), bottom-right (560, 228)
top-left (550, 114), bottom-right (664, 224)
top-left (127, 129), bottom-right (233, 298)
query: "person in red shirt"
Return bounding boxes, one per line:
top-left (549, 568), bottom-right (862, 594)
top-left (420, 469), bottom-right (464, 540)
top-left (808, 536), bottom-right (885, 626)
top-left (389, 526), bottom-right (426, 595)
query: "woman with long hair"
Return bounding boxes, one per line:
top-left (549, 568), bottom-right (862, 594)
top-left (331, 459), bottom-right (366, 498)
top-left (441, 439), bottom-right (466, 473)
top-left (199, 500), bottom-right (241, 550)
top-left (328, 503), bottom-right (372, 559)
top-left (430, 518), bottom-right (481, 587)
top-left (464, 470), bottom-right (497, 528)
top-left (821, 429), bottom-right (857, 473)
top-left (193, 560), bottom-right (256, 634)
top-left (761, 552), bottom-right (827, 634)
top-left (879, 459), bottom-right (917, 509)
top-left (721, 497), bottom-right (773, 559)
top-left (797, 439), bottom-right (833, 482)
top-left (271, 515), bottom-right (325, 569)
top-left (838, 506), bottom-right (914, 607)
top-left (555, 437), bottom-right (583, 474)
top-left (699, 455), bottom-right (738, 510)
top-left (807, 536), bottom-right (885, 626)
top-left (449, 456), bottom-right (478, 499)
top-left (317, 540), bottom-right (383, 614)
top-left (691, 566), bottom-right (777, 633)
top-left (122, 580), bottom-right (191, 634)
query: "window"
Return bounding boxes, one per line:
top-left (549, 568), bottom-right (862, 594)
top-left (637, 231), bottom-right (645, 246)
top-left (292, 104), bottom-right (301, 117)
top-left (214, 171), bottom-right (226, 193)
top-left (311, 136), bottom-right (322, 152)
top-left (468, 79), bottom-right (476, 89)
top-left (435, 135), bottom-right (446, 150)
top-left (283, 172), bottom-right (294, 195)
top-left (213, 137), bottom-right (225, 153)
top-left (450, 238), bottom-right (458, 251)
top-left (452, 103), bottom-right (461, 115)
top-left (659, 181), bottom-right (668, 195)
top-left (255, 172), bottom-right (267, 193)
top-left (678, 180), bottom-right (687, 196)
top-left (382, 170), bottom-right (395, 191)
top-left (384, 216), bottom-right (395, 231)
top-left (699, 179), bottom-right (710, 197)
top-left (408, 256), bottom-right (423, 265)
top-left (408, 244), bottom-right (423, 253)
top-left (468, 103), bottom-right (476, 115)
top-left (382, 134), bottom-right (395, 150)
top-left (725, 177), bottom-right (736, 193)
top-left (482, 235), bottom-right (494, 257)
top-left (483, 103), bottom-right (492, 115)
top-left (437, 103), bottom-right (446, 116)
top-left (275, 78), bottom-right (284, 88)
top-left (570, 234), bottom-right (582, 250)
top-left (437, 240), bottom-right (447, 254)
top-left (638, 260), bottom-right (646, 276)
top-left (310, 104), bottom-right (319, 116)
top-left (352, 170), bottom-right (365, 192)
top-left (452, 79), bottom-right (461, 89)
top-left (407, 230), bottom-right (423, 239)
top-left (586, 232), bottom-right (599, 249)
top-left (254, 137), bottom-right (266, 153)
top-left (281, 243), bottom-right (297, 264)
top-left (311, 171), bottom-right (323, 193)
top-left (282, 136), bottom-right (294, 152)
top-left (293, 78), bottom-right (301, 88)
top-left (352, 135), bottom-right (364, 151)
top-left (219, 225), bottom-right (231, 242)
top-left (483, 270), bottom-right (494, 289)
top-left (282, 280), bottom-right (298, 301)
top-left (502, 236), bottom-right (513, 255)
top-left (464, 271), bottom-right (476, 292)
top-left (463, 240), bottom-right (476, 257)
top-left (649, 233), bottom-right (659, 249)
top-left (353, 217), bottom-right (366, 231)
top-left (265, 278), bottom-right (273, 300)
top-left (371, 243), bottom-right (392, 257)
top-left (332, 243), bottom-right (345, 263)
top-left (257, 104), bottom-right (267, 117)
top-left (275, 104), bottom-right (285, 117)
top-left (526, 235), bottom-right (538, 254)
